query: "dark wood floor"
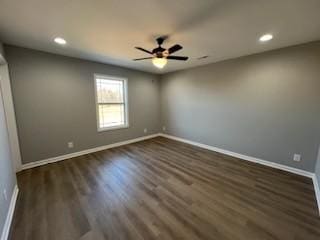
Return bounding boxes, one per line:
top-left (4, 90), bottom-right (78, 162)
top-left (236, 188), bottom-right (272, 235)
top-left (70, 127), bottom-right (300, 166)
top-left (10, 137), bottom-right (320, 240)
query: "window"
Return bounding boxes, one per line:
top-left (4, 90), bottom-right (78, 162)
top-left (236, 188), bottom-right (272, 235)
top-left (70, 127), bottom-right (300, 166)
top-left (94, 74), bottom-right (128, 131)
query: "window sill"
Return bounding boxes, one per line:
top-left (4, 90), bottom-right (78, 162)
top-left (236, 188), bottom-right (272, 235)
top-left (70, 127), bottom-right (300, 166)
top-left (98, 124), bottom-right (129, 132)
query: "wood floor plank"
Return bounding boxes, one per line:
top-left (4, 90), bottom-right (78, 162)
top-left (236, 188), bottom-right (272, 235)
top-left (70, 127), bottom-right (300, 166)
top-left (9, 137), bottom-right (320, 240)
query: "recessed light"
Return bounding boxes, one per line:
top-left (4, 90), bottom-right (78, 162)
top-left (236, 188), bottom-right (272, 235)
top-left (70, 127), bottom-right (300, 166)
top-left (259, 34), bottom-right (273, 42)
top-left (54, 37), bottom-right (67, 45)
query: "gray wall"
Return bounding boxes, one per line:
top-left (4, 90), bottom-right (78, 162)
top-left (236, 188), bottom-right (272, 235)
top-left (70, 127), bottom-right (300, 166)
top-left (0, 63), bottom-right (22, 172)
top-left (0, 43), bottom-right (17, 238)
top-left (0, 44), bottom-right (4, 56)
top-left (160, 41), bottom-right (320, 172)
top-left (5, 42), bottom-right (320, 172)
top-left (316, 146), bottom-right (320, 183)
top-left (5, 45), bottom-right (161, 164)
top-left (0, 44), bottom-right (5, 65)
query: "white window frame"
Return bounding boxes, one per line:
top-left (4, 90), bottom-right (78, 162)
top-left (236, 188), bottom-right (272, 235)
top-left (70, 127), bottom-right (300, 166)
top-left (94, 74), bottom-right (129, 132)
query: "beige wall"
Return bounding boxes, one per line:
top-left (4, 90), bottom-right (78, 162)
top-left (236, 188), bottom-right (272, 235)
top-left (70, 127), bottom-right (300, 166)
top-left (161, 41), bottom-right (320, 172)
top-left (5, 45), bottom-right (161, 164)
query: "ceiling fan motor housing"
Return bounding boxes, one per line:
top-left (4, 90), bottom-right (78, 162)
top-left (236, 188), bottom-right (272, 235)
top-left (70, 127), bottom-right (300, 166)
top-left (153, 47), bottom-right (166, 57)
top-left (134, 36), bottom-right (188, 62)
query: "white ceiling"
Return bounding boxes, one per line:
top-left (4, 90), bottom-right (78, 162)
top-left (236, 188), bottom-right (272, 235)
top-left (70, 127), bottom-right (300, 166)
top-left (0, 0), bottom-right (320, 74)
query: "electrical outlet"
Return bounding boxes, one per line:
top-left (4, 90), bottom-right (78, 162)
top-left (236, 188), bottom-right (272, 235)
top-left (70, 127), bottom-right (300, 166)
top-left (143, 128), bottom-right (148, 134)
top-left (3, 189), bottom-right (7, 201)
top-left (162, 126), bottom-right (166, 131)
top-left (293, 154), bottom-right (301, 162)
top-left (68, 142), bottom-right (74, 148)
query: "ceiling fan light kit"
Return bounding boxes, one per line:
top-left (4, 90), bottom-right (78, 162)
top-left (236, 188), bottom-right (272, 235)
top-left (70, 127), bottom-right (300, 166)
top-left (152, 57), bottom-right (168, 69)
top-left (134, 36), bottom-right (188, 69)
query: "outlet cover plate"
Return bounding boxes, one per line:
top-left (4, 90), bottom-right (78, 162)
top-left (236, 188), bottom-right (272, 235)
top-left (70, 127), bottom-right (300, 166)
top-left (293, 154), bottom-right (301, 162)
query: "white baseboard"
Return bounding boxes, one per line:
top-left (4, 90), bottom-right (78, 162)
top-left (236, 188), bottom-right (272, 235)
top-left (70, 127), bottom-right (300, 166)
top-left (159, 133), bottom-right (320, 214)
top-left (1, 185), bottom-right (18, 240)
top-left (159, 133), bottom-right (314, 178)
top-left (312, 175), bottom-right (320, 215)
top-left (21, 134), bottom-right (160, 170)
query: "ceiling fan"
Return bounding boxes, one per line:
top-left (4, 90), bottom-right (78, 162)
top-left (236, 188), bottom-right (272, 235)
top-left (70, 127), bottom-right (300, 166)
top-left (133, 37), bottom-right (188, 69)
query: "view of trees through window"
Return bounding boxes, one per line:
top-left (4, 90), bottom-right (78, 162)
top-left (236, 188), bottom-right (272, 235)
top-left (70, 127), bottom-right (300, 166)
top-left (96, 77), bottom-right (127, 129)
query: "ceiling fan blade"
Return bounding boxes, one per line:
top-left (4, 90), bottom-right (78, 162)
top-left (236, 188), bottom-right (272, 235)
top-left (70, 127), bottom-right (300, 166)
top-left (135, 47), bottom-right (153, 55)
top-left (133, 57), bottom-right (153, 61)
top-left (168, 44), bottom-right (183, 54)
top-left (167, 56), bottom-right (188, 61)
